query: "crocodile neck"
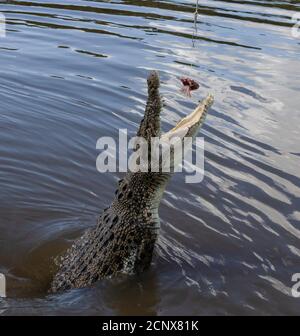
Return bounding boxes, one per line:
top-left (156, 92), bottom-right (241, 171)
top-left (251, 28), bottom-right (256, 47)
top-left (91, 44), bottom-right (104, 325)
top-left (104, 171), bottom-right (171, 231)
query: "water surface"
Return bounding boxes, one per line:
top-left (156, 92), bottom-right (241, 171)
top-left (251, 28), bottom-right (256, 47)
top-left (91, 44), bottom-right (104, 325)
top-left (0, 0), bottom-right (300, 315)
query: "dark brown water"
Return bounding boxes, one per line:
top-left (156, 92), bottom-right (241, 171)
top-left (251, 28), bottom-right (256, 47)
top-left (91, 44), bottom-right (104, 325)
top-left (0, 0), bottom-right (300, 315)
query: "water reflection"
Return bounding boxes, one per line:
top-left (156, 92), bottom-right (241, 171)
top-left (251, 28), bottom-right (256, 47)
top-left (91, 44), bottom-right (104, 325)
top-left (0, 0), bottom-right (299, 315)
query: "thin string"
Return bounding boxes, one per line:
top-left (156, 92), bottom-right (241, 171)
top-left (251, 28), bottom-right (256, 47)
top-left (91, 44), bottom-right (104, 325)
top-left (181, 1), bottom-right (200, 94)
top-left (192, 0), bottom-right (199, 48)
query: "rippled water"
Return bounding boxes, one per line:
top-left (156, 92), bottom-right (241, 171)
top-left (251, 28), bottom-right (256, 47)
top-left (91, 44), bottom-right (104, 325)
top-left (0, 0), bottom-right (299, 315)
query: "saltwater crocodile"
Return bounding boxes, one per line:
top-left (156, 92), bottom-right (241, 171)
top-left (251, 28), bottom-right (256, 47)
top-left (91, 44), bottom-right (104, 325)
top-left (51, 71), bottom-right (214, 292)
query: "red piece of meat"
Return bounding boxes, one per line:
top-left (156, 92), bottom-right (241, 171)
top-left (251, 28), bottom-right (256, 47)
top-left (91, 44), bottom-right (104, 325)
top-left (180, 77), bottom-right (200, 97)
top-left (180, 77), bottom-right (200, 91)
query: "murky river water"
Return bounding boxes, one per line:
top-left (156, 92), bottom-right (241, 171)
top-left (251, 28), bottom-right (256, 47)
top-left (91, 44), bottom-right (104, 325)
top-left (0, 0), bottom-right (299, 315)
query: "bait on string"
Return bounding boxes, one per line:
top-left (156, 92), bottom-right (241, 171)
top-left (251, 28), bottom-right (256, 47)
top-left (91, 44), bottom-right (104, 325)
top-left (180, 0), bottom-right (200, 97)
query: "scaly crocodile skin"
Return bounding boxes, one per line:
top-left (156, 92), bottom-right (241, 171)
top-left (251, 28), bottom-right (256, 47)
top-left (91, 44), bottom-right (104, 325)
top-left (50, 71), bottom-right (212, 292)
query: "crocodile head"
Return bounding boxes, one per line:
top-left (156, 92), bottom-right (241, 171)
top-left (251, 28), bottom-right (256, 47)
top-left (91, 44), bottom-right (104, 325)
top-left (130, 70), bottom-right (214, 179)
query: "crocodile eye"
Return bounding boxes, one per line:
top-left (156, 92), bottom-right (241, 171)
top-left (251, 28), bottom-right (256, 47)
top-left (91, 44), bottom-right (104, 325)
top-left (122, 184), bottom-right (128, 192)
